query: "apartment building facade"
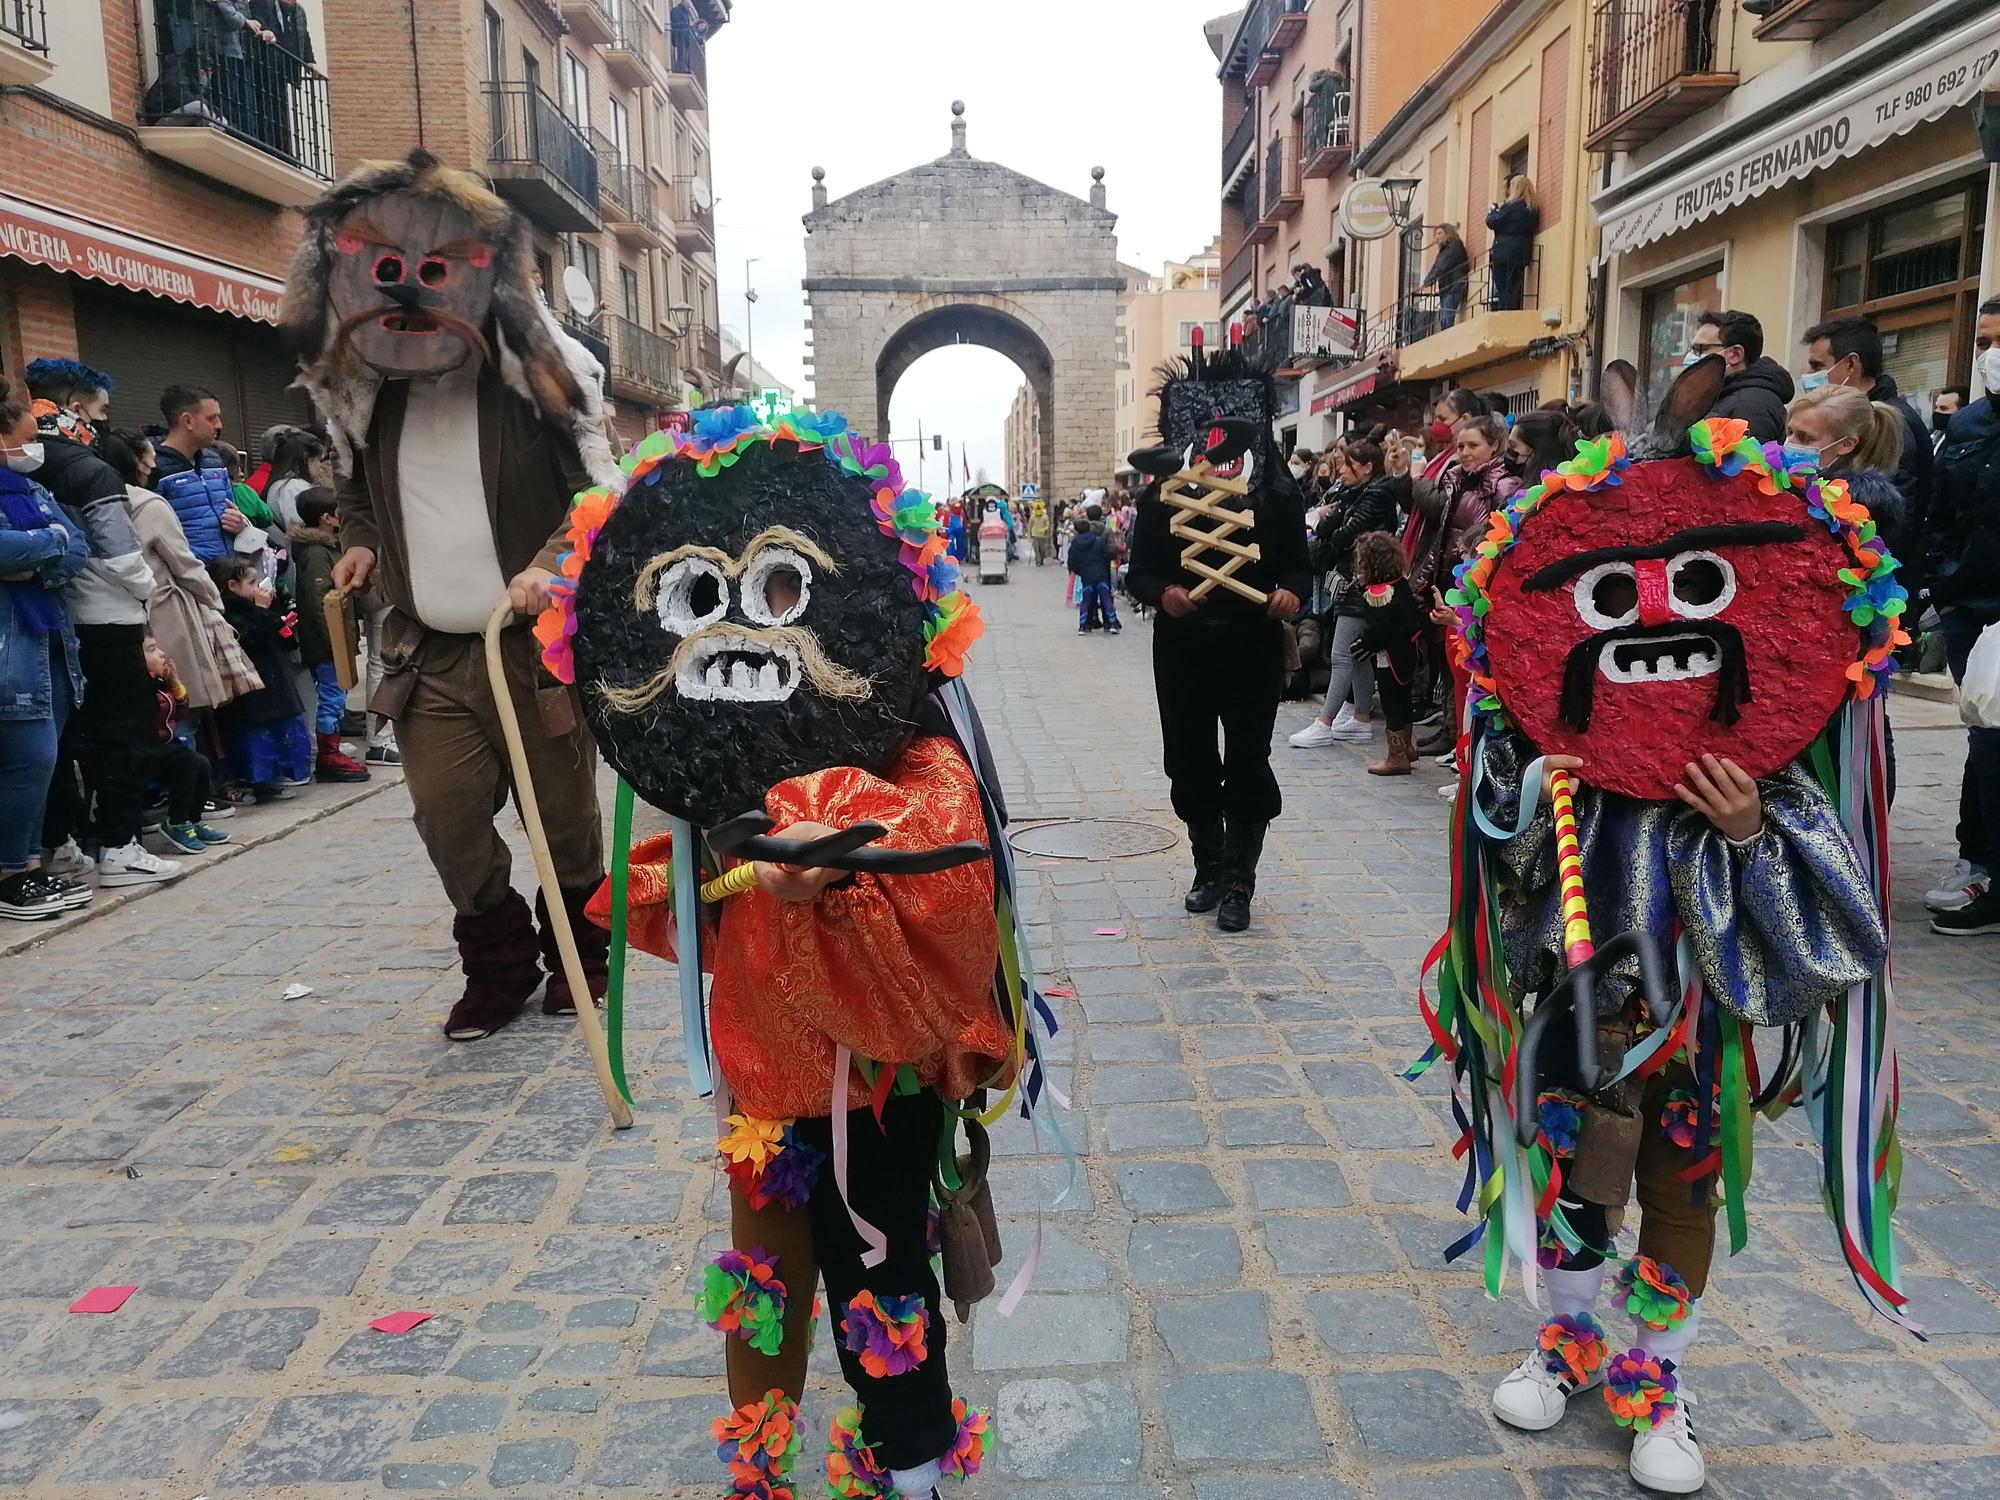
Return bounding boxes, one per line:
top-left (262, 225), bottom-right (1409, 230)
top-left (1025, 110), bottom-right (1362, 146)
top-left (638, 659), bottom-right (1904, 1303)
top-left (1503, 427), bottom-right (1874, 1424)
top-left (324, 0), bottom-right (730, 445)
top-left (1111, 244), bottom-right (1222, 479)
top-left (1210, 0), bottom-right (1487, 447)
top-left (1003, 379), bottom-right (1041, 496)
top-left (0, 1), bottom-right (333, 442)
top-left (1592, 0), bottom-right (1996, 413)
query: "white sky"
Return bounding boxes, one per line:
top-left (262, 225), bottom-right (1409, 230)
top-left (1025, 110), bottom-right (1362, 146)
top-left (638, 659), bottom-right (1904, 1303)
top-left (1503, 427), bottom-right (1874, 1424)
top-left (707, 0), bottom-right (1236, 488)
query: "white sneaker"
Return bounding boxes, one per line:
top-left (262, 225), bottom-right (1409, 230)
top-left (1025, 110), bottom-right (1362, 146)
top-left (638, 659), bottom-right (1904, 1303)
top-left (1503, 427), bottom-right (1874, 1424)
top-left (1439, 782), bottom-right (1459, 799)
top-left (96, 840), bottom-right (184, 888)
top-left (1437, 751), bottom-right (1458, 771)
top-left (1628, 1391), bottom-right (1704, 1494)
top-left (1326, 718), bottom-right (1375, 741)
top-left (1330, 702), bottom-right (1357, 728)
top-left (1290, 719), bottom-right (1342, 748)
top-left (43, 839), bottom-right (95, 877)
top-left (1926, 860), bottom-right (1990, 913)
top-left (1492, 1343), bottom-right (1605, 1432)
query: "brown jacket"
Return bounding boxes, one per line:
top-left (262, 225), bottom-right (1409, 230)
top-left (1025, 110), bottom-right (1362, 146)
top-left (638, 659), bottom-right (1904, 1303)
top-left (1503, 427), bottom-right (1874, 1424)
top-left (336, 362), bottom-right (594, 629)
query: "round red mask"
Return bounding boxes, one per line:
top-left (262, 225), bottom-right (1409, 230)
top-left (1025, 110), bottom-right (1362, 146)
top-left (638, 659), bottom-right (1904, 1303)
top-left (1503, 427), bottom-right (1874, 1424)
top-left (1480, 454), bottom-right (1857, 801)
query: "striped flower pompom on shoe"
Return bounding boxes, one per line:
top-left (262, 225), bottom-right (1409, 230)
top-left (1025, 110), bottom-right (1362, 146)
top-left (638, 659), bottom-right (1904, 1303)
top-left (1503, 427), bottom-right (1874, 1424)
top-left (1604, 1349), bottom-right (1680, 1431)
top-left (938, 1398), bottom-right (990, 1481)
top-left (1538, 1311), bottom-right (1609, 1385)
top-left (713, 1388), bottom-right (800, 1499)
top-left (825, 1407), bottom-right (890, 1498)
top-left (698, 1247), bottom-right (788, 1356)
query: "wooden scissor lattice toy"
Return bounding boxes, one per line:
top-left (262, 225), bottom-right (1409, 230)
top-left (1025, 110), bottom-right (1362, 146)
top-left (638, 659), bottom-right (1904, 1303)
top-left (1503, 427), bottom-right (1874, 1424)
top-left (1162, 458), bottom-right (1268, 606)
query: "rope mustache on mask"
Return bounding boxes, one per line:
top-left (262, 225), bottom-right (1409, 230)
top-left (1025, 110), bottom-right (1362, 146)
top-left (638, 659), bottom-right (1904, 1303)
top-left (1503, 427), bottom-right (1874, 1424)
top-left (595, 620), bottom-right (876, 713)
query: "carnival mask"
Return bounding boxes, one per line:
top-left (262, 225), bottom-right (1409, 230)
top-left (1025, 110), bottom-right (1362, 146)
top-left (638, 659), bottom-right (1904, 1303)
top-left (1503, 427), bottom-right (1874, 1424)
top-left (554, 410), bottom-right (983, 828)
top-left (327, 191), bottom-right (500, 378)
top-left (1463, 360), bottom-right (1905, 801)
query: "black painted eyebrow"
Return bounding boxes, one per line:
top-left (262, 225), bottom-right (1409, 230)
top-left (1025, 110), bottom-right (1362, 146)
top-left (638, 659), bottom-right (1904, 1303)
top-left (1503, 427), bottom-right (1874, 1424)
top-left (1523, 522), bottom-right (1808, 592)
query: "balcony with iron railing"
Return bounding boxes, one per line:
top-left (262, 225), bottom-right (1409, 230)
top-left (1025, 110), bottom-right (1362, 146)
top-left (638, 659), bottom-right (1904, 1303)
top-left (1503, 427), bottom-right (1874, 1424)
top-left (1751, 0), bottom-right (1877, 41)
top-left (1221, 107), bottom-right (1256, 184)
top-left (484, 82), bottom-right (600, 232)
top-left (599, 155), bottom-right (667, 250)
top-left (1303, 86), bottom-right (1352, 179)
top-left (1382, 248), bottom-right (1546, 380)
top-left (0, 1), bottom-right (50, 88)
top-left (1241, 172), bottom-right (1277, 246)
top-left (561, 0), bottom-right (617, 45)
top-left (610, 312), bottom-right (679, 402)
top-left (1263, 134), bottom-right (1303, 223)
top-left (603, 10), bottom-right (657, 89)
top-left (668, 23), bottom-right (707, 107)
top-left (137, 10), bottom-right (332, 203)
top-left (1222, 236), bottom-right (1259, 297)
top-left (698, 327), bottom-right (724, 381)
top-left (672, 177), bottom-right (716, 252)
top-left (1585, 0), bottom-right (1737, 153)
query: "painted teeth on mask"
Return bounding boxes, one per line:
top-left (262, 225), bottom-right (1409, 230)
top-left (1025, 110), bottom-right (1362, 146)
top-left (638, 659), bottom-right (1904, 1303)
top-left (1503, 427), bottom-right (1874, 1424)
top-left (676, 636), bottom-right (802, 704)
top-left (1601, 634), bottom-right (1720, 684)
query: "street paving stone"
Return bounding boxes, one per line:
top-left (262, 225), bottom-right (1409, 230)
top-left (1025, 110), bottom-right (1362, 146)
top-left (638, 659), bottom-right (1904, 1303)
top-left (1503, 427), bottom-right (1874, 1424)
top-left (2, 572), bottom-right (1999, 1496)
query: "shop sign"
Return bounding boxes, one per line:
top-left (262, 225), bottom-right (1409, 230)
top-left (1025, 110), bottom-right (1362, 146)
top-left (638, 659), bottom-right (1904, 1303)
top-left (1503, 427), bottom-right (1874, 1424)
top-left (0, 194), bottom-right (285, 323)
top-left (1598, 10), bottom-right (2000, 258)
top-left (1293, 305), bottom-right (1360, 360)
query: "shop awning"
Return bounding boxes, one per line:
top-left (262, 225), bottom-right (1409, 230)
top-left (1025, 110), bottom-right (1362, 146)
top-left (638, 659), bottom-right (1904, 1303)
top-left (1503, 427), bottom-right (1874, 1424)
top-left (1596, 8), bottom-right (2000, 258)
top-left (1311, 358), bottom-right (1391, 414)
top-left (0, 194), bottom-right (285, 323)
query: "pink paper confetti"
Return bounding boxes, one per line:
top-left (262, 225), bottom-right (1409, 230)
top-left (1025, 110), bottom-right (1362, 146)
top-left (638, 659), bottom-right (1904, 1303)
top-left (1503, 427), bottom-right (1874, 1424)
top-left (1093, 927), bottom-right (1123, 937)
top-left (1042, 986), bottom-right (1075, 999)
top-left (368, 1310), bottom-right (435, 1334)
top-left (69, 1285), bottom-right (137, 1315)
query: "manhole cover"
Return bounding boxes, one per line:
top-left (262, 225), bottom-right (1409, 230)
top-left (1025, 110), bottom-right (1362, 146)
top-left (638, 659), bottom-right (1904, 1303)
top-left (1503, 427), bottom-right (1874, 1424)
top-left (1009, 818), bottom-right (1178, 860)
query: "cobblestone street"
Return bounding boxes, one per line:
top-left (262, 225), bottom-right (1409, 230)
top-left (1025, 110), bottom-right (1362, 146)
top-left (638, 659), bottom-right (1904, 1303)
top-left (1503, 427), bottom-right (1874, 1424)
top-left (4, 568), bottom-right (2000, 1500)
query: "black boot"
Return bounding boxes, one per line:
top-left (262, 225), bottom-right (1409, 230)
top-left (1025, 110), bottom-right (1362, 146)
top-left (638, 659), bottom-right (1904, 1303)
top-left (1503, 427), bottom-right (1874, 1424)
top-left (1216, 821), bottom-right (1267, 934)
top-left (536, 885), bottom-right (610, 1015)
top-left (444, 889), bottom-right (544, 1040)
top-left (1183, 816), bottom-right (1228, 913)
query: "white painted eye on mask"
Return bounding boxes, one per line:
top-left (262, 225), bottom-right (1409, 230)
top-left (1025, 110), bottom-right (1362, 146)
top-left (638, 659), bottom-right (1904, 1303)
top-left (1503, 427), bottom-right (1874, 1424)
top-left (739, 546), bottom-right (813, 627)
top-left (654, 556), bottom-right (730, 635)
top-left (1667, 550), bottom-right (1736, 620)
top-left (1572, 560), bottom-right (1639, 631)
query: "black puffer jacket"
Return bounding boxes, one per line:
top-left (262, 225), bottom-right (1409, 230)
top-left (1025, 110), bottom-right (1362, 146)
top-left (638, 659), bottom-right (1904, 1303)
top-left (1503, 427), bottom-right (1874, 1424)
top-left (1710, 357), bottom-right (1794, 446)
top-left (1924, 397), bottom-right (2000, 609)
top-left (1309, 473), bottom-right (1399, 615)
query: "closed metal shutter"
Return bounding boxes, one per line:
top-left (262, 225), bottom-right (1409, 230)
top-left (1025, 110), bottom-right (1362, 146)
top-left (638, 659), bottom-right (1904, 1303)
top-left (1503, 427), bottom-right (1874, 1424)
top-left (74, 284), bottom-right (311, 447)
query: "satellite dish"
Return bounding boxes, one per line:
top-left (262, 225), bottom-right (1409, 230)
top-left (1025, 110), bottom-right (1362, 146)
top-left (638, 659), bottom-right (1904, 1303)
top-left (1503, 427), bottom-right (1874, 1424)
top-left (562, 265), bottom-right (597, 319)
top-left (692, 177), bottom-right (714, 210)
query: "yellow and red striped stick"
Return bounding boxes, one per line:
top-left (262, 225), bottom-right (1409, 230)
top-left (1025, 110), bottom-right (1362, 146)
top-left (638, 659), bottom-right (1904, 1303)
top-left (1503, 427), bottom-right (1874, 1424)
top-left (1549, 768), bottom-right (1594, 968)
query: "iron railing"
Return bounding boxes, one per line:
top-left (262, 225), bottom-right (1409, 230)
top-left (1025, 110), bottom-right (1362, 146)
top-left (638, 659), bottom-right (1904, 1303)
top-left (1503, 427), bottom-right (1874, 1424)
top-left (673, 177), bottom-right (716, 248)
top-left (1222, 236), bottom-right (1258, 296)
top-left (2, 0), bottom-right (47, 53)
top-left (600, 158), bottom-right (663, 236)
top-left (1305, 86), bottom-right (1352, 165)
top-left (1587, 0), bottom-right (1736, 145)
top-left (144, 5), bottom-right (332, 179)
top-left (670, 23), bottom-right (707, 88)
top-left (611, 313), bottom-right (678, 396)
top-left (1233, 0), bottom-right (1310, 75)
top-left (1222, 108), bottom-right (1255, 179)
top-left (1263, 134), bottom-right (1301, 219)
top-left (484, 81), bottom-right (599, 210)
top-left (1393, 247), bottom-right (1544, 345)
top-left (699, 327), bottom-right (723, 378)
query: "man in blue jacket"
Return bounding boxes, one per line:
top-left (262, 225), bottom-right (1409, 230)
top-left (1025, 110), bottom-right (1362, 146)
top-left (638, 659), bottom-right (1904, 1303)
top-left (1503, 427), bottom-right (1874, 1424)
top-left (153, 384), bottom-right (245, 562)
top-left (1922, 295), bottom-right (2000, 936)
top-left (1800, 316), bottom-right (1932, 580)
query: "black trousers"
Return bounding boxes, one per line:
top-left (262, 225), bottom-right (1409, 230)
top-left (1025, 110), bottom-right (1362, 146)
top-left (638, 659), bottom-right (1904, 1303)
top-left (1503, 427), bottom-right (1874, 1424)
top-left (70, 624), bottom-right (156, 848)
top-left (793, 1091), bottom-right (955, 1471)
top-left (1153, 612), bottom-right (1285, 827)
top-left (138, 740), bottom-right (212, 825)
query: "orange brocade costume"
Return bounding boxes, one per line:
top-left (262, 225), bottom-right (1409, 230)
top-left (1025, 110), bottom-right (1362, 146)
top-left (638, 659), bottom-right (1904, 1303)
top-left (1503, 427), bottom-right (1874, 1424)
top-left (588, 735), bottom-right (1011, 1118)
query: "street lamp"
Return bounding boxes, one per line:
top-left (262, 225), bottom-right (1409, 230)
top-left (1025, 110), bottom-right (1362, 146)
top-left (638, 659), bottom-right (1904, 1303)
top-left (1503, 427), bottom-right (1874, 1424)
top-left (744, 256), bottom-right (761, 376)
top-left (1382, 176), bottom-right (1422, 228)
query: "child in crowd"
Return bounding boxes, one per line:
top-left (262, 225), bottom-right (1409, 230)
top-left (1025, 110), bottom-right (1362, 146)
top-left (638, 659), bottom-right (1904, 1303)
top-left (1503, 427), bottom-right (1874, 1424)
top-left (141, 636), bottom-right (229, 854)
top-left (286, 488), bottom-right (368, 784)
top-left (1350, 530), bottom-right (1425, 776)
top-left (1067, 510), bottom-right (1120, 635)
top-left (208, 555), bottom-right (311, 802)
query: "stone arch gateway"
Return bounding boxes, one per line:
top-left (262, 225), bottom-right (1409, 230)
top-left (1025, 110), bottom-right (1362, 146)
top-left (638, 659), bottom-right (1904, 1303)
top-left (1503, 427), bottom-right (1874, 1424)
top-left (802, 103), bottom-right (1122, 500)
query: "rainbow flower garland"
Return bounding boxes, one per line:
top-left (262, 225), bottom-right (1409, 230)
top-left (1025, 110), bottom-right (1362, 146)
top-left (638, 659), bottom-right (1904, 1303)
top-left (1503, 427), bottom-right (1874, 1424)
top-left (699, 1246), bottom-right (788, 1356)
top-left (1617, 1255), bottom-right (1691, 1332)
top-left (1537, 1311), bottom-right (1608, 1385)
top-left (535, 404), bottom-right (985, 686)
top-left (1444, 421), bottom-right (1910, 730)
top-left (825, 1408), bottom-right (889, 1498)
top-left (839, 1290), bottom-right (929, 1379)
top-left (1605, 1350), bottom-right (1680, 1431)
top-left (714, 1389), bottom-right (801, 1500)
top-left (718, 1114), bottom-right (825, 1212)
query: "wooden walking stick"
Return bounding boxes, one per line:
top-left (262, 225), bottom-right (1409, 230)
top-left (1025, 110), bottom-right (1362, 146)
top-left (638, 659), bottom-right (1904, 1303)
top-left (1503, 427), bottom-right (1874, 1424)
top-left (484, 600), bottom-right (634, 1130)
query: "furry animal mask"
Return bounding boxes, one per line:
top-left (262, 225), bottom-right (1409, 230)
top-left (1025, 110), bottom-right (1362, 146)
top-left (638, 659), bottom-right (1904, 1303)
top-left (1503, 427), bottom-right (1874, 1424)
top-left (281, 148), bottom-right (619, 486)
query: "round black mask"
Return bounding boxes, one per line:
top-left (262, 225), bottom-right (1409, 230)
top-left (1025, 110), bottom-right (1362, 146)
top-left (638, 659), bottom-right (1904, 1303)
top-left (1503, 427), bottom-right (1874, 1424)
top-left (567, 433), bottom-right (940, 828)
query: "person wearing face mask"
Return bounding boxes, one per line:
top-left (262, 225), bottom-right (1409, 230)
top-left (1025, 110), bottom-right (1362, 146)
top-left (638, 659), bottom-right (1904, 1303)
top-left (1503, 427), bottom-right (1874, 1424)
top-left (0, 376), bottom-right (92, 919)
top-left (1920, 295), bottom-right (2000, 935)
top-left (1288, 447), bottom-right (1318, 498)
top-left (1686, 308), bottom-right (1792, 444)
top-left (1934, 386), bottom-right (1968, 454)
top-left (1798, 317), bottom-right (1930, 547)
